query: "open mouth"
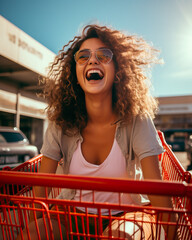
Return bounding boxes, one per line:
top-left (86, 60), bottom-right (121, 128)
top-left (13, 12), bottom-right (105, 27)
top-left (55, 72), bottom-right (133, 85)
top-left (86, 69), bottom-right (104, 81)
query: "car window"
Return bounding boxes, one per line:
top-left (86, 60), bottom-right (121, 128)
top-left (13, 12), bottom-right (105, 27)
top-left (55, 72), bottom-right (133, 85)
top-left (0, 135), bottom-right (6, 143)
top-left (165, 131), bottom-right (188, 141)
top-left (0, 132), bottom-right (25, 143)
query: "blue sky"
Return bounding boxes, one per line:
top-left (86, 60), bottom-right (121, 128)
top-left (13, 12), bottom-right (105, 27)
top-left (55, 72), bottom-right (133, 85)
top-left (0, 0), bottom-right (192, 97)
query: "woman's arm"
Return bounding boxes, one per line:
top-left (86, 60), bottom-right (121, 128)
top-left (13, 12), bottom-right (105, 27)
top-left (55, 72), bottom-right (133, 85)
top-left (34, 155), bottom-right (58, 196)
top-left (141, 155), bottom-right (178, 240)
top-left (30, 155), bottom-right (58, 221)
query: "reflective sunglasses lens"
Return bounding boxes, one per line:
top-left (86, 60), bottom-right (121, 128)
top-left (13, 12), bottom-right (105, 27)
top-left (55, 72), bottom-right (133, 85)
top-left (75, 50), bottom-right (90, 64)
top-left (97, 49), bottom-right (113, 63)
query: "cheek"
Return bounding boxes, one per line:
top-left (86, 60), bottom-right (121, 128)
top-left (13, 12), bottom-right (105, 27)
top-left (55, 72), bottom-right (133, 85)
top-left (76, 65), bottom-right (83, 83)
top-left (107, 63), bottom-right (115, 82)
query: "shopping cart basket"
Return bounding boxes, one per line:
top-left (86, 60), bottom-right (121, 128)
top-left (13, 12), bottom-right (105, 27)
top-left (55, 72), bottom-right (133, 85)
top-left (0, 131), bottom-right (192, 240)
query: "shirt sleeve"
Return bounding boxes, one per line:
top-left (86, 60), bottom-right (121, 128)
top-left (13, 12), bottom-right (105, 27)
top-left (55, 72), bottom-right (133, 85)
top-left (40, 123), bottom-right (62, 161)
top-left (132, 115), bottom-right (164, 161)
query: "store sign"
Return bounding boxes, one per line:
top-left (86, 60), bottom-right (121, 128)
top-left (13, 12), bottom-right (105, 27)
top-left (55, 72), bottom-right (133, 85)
top-left (0, 15), bottom-right (55, 76)
top-left (8, 32), bottom-right (43, 59)
top-left (158, 104), bottom-right (192, 115)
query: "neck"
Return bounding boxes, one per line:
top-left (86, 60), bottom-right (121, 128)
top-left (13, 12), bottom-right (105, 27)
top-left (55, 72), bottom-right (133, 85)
top-left (85, 93), bottom-right (116, 126)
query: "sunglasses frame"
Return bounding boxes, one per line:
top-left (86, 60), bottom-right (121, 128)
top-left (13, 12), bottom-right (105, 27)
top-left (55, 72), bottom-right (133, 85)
top-left (74, 48), bottom-right (113, 65)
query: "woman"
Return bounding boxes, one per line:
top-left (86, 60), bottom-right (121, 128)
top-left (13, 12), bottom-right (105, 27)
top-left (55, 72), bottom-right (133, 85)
top-left (19, 24), bottom-right (177, 240)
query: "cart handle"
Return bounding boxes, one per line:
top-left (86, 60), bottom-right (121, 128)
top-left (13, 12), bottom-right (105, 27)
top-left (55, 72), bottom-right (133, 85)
top-left (0, 171), bottom-right (192, 198)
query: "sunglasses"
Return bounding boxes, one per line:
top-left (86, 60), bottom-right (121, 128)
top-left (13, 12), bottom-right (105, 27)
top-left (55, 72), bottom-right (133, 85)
top-left (74, 48), bottom-right (113, 65)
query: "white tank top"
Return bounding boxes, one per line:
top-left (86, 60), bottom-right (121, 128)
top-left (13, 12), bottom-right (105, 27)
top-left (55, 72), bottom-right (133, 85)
top-left (69, 139), bottom-right (134, 215)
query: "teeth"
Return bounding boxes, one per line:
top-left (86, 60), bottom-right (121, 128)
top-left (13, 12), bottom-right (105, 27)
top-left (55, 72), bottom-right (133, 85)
top-left (86, 69), bottom-right (104, 80)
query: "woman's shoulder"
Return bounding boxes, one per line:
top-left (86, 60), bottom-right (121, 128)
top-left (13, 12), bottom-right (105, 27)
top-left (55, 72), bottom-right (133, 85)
top-left (118, 113), bottom-right (148, 126)
top-left (118, 113), bottom-right (155, 134)
top-left (47, 121), bottom-right (79, 137)
top-left (45, 121), bottom-right (82, 153)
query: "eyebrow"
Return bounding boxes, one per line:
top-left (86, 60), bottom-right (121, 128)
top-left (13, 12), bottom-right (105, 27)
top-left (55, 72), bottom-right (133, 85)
top-left (79, 47), bottom-right (108, 52)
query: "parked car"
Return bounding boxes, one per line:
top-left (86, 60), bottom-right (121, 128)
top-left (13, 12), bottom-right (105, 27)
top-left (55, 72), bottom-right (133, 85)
top-left (0, 127), bottom-right (38, 170)
top-left (163, 129), bottom-right (192, 152)
top-left (186, 134), bottom-right (192, 162)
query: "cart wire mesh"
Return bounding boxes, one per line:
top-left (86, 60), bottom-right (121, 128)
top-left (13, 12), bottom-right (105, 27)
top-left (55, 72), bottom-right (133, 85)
top-left (0, 131), bottom-right (192, 240)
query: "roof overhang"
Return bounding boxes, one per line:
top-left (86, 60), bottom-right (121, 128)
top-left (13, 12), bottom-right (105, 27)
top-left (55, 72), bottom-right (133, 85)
top-left (0, 55), bottom-right (40, 88)
top-left (0, 15), bottom-right (56, 90)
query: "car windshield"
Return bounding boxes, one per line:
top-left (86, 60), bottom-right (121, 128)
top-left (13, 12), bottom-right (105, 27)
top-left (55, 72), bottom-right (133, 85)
top-left (0, 132), bottom-right (25, 143)
top-left (164, 131), bottom-right (188, 142)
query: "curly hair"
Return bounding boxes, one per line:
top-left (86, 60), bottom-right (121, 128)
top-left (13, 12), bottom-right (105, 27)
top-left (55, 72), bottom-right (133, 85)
top-left (41, 24), bottom-right (160, 134)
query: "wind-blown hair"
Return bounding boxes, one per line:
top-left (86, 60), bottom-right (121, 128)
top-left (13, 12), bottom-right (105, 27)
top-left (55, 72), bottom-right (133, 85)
top-left (41, 24), bottom-right (160, 134)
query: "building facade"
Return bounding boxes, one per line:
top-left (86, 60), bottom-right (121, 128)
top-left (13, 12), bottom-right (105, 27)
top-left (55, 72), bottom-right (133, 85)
top-left (0, 15), bottom-right (55, 151)
top-left (155, 95), bottom-right (192, 130)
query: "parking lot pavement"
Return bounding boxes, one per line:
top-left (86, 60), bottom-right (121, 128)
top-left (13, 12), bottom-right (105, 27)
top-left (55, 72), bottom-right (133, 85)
top-left (174, 151), bottom-right (191, 171)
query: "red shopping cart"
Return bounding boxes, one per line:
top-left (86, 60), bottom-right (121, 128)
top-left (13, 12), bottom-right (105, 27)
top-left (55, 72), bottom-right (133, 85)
top-left (0, 131), bottom-right (192, 240)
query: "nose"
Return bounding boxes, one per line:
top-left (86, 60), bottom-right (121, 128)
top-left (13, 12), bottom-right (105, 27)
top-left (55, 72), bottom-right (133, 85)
top-left (88, 51), bottom-right (99, 65)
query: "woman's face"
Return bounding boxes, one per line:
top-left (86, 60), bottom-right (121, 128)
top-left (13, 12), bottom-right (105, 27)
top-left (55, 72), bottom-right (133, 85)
top-left (75, 38), bottom-right (115, 96)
